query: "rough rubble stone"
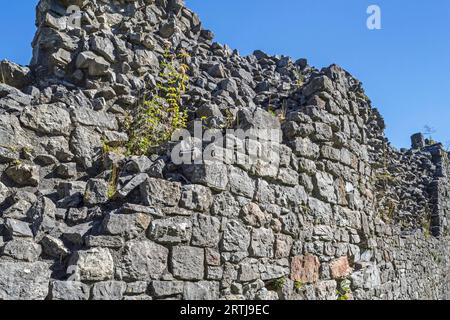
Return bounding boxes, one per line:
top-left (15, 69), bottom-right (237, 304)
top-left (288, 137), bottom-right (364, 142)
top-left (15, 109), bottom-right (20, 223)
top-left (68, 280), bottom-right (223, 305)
top-left (2, 239), bottom-right (42, 262)
top-left (0, 60), bottom-right (32, 88)
top-left (0, 262), bottom-right (51, 300)
top-left (148, 217), bottom-right (192, 244)
top-left (180, 184), bottom-right (213, 212)
top-left (50, 281), bottom-right (90, 301)
top-left (5, 164), bottom-right (40, 187)
top-left (329, 256), bottom-right (352, 279)
top-left (91, 281), bottom-right (127, 300)
top-left (150, 280), bottom-right (184, 297)
top-left (84, 179), bottom-right (109, 205)
top-left (117, 240), bottom-right (168, 281)
top-left (102, 213), bottom-right (151, 240)
top-left (222, 220), bottom-right (251, 252)
top-left (250, 228), bottom-right (275, 258)
top-left (20, 103), bottom-right (72, 136)
top-left (291, 255), bottom-right (321, 284)
top-left (140, 177), bottom-right (181, 207)
top-left (191, 213), bottom-right (221, 248)
top-left (40, 235), bottom-right (70, 259)
top-left (172, 246), bottom-right (205, 281)
top-left (68, 248), bottom-right (114, 282)
top-left (182, 161), bottom-right (229, 191)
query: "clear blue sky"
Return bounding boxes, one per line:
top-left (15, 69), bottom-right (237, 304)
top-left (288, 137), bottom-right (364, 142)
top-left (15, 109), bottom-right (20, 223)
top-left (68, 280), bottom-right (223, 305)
top-left (1, 0), bottom-right (449, 148)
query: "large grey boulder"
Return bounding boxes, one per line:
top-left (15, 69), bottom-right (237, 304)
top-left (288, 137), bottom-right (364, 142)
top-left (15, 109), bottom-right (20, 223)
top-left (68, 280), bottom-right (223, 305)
top-left (182, 161), bottom-right (229, 191)
top-left (191, 213), bottom-right (221, 248)
top-left (172, 246), bottom-right (205, 281)
top-left (183, 281), bottom-right (220, 300)
top-left (5, 164), bottom-right (40, 187)
top-left (0, 262), bottom-right (51, 300)
top-left (50, 281), bottom-right (90, 300)
top-left (180, 184), bottom-right (213, 212)
top-left (148, 217), bottom-right (192, 244)
top-left (140, 177), bottom-right (181, 207)
top-left (2, 239), bottom-right (42, 262)
top-left (117, 240), bottom-right (168, 281)
top-left (20, 103), bottom-right (72, 136)
top-left (90, 36), bottom-right (115, 62)
top-left (71, 107), bottom-right (118, 130)
top-left (68, 248), bottom-right (115, 281)
top-left (0, 60), bottom-right (32, 89)
top-left (91, 281), bottom-right (127, 300)
top-left (102, 212), bottom-right (151, 240)
top-left (76, 51), bottom-right (110, 76)
top-left (222, 220), bottom-right (251, 252)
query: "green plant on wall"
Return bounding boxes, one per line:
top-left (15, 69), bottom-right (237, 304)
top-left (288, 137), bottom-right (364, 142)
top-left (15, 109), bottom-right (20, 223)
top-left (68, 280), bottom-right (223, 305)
top-left (336, 280), bottom-right (352, 301)
top-left (294, 280), bottom-right (304, 290)
top-left (267, 277), bottom-right (286, 290)
top-left (126, 47), bottom-right (190, 155)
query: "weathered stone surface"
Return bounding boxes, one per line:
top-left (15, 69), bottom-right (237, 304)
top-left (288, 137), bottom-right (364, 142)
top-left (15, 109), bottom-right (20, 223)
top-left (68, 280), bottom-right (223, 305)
top-left (316, 280), bottom-right (337, 300)
top-left (117, 240), bottom-right (168, 281)
top-left (0, 0), bottom-right (447, 302)
top-left (172, 246), bottom-right (204, 281)
top-left (2, 239), bottom-right (42, 262)
top-left (183, 281), bottom-right (220, 300)
top-left (90, 36), bottom-right (115, 62)
top-left (350, 263), bottom-right (381, 290)
top-left (91, 281), bottom-right (126, 300)
top-left (76, 51), bottom-right (110, 76)
top-left (0, 60), bottom-right (32, 88)
top-left (4, 219), bottom-right (34, 238)
top-left (86, 235), bottom-right (125, 249)
top-left (313, 172), bottom-right (336, 204)
top-left (183, 161), bottom-right (228, 191)
top-left (5, 164), bottom-right (39, 187)
top-left (71, 107), bottom-right (118, 130)
top-left (148, 217), bottom-right (192, 244)
top-left (68, 248), bottom-right (114, 281)
top-left (150, 281), bottom-right (184, 297)
top-left (140, 177), bottom-right (181, 207)
top-left (191, 213), bottom-right (221, 248)
top-left (180, 185), bottom-right (213, 212)
top-left (259, 258), bottom-right (290, 281)
top-left (117, 173), bottom-right (147, 198)
top-left (250, 228), bottom-right (274, 258)
top-left (84, 179), bottom-right (109, 205)
top-left (0, 181), bottom-right (9, 204)
top-left (211, 192), bottom-right (240, 217)
top-left (291, 255), bottom-right (320, 284)
top-left (222, 220), bottom-right (251, 252)
top-left (228, 166), bottom-right (255, 198)
top-left (329, 256), bottom-right (352, 279)
top-left (70, 126), bottom-right (102, 169)
top-left (50, 281), bottom-right (90, 300)
top-left (240, 202), bottom-right (269, 228)
top-left (40, 235), bottom-right (70, 259)
top-left (20, 104), bottom-right (71, 136)
top-left (0, 262), bottom-right (51, 300)
top-left (102, 213), bottom-right (151, 240)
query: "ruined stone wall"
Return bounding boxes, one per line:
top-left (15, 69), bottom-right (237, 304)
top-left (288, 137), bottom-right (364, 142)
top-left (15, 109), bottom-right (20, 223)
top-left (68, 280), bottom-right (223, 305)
top-left (0, 0), bottom-right (448, 300)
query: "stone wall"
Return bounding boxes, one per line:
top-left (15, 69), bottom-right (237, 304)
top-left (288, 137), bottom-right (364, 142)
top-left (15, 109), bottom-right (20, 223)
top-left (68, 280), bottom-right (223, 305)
top-left (0, 0), bottom-right (448, 300)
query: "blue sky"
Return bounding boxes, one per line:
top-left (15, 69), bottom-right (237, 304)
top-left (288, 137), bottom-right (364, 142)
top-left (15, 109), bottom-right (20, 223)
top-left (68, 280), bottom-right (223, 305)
top-left (1, 0), bottom-right (449, 148)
